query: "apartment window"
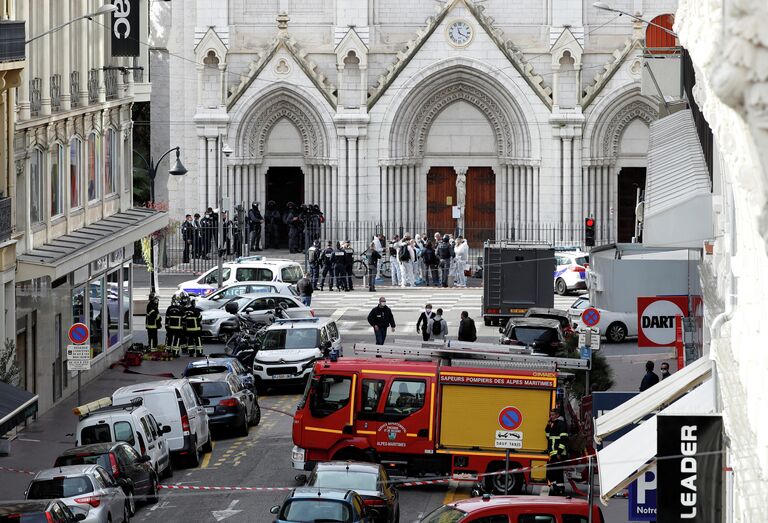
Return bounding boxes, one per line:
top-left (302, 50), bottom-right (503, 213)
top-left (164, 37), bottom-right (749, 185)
top-left (104, 128), bottom-right (118, 195)
top-left (87, 132), bottom-right (101, 202)
top-left (50, 144), bottom-right (65, 217)
top-left (30, 148), bottom-right (45, 224)
top-left (70, 137), bottom-right (82, 208)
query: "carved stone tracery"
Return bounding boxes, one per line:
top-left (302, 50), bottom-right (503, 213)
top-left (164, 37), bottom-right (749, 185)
top-left (600, 100), bottom-right (658, 160)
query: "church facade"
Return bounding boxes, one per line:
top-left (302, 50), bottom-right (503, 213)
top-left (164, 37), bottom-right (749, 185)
top-left (150, 0), bottom-right (676, 245)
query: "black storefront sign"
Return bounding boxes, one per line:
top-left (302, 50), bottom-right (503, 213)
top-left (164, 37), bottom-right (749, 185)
top-left (657, 414), bottom-right (723, 522)
top-left (111, 0), bottom-right (140, 57)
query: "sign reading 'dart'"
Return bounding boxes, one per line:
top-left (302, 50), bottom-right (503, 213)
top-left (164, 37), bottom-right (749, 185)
top-left (111, 0), bottom-right (140, 57)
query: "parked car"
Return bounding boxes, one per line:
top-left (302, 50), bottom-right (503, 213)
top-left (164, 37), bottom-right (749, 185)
top-left (54, 442), bottom-right (160, 515)
top-left (73, 399), bottom-right (171, 478)
top-left (253, 318), bottom-right (341, 390)
top-left (303, 462), bottom-right (399, 523)
top-left (200, 294), bottom-right (312, 339)
top-left (112, 380), bottom-right (211, 467)
top-left (566, 296), bottom-right (590, 327)
top-left (0, 500), bottom-right (83, 522)
top-left (25, 465), bottom-right (130, 523)
top-left (525, 307), bottom-right (574, 337)
top-left (183, 357), bottom-right (255, 391)
top-left (178, 258), bottom-right (304, 297)
top-left (570, 304), bottom-right (637, 343)
top-left (188, 372), bottom-right (260, 436)
top-left (419, 495), bottom-right (604, 522)
top-left (194, 281), bottom-right (298, 310)
top-left (499, 317), bottom-right (565, 355)
top-left (270, 488), bottom-right (376, 523)
top-left (554, 251), bottom-right (589, 295)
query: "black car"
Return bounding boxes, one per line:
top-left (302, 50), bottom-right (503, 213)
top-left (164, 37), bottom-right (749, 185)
top-left (0, 501), bottom-right (83, 522)
top-left (54, 441), bottom-right (159, 514)
top-left (189, 372), bottom-right (260, 436)
top-left (271, 487), bottom-right (376, 523)
top-left (303, 462), bottom-right (399, 523)
top-left (499, 317), bottom-right (565, 356)
top-left (524, 308), bottom-right (574, 337)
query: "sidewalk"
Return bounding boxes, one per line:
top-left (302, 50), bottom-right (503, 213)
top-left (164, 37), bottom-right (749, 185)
top-left (0, 341), bottom-right (188, 502)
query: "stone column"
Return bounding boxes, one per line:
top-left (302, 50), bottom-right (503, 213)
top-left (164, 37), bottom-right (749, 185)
top-left (60, 0), bottom-right (72, 111)
top-left (562, 137), bottom-right (573, 229)
top-left (97, 1), bottom-right (106, 104)
top-left (573, 137), bottom-right (583, 228)
top-left (348, 137), bottom-right (358, 223)
top-left (454, 166), bottom-right (467, 237)
top-left (79, 0), bottom-right (89, 107)
top-left (40, 1), bottom-right (51, 116)
top-left (338, 137), bottom-right (347, 224)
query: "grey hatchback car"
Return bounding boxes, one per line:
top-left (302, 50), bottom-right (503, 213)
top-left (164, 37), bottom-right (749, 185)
top-left (25, 465), bottom-right (129, 523)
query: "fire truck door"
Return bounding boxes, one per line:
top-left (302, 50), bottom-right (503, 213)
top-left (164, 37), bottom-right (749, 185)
top-left (306, 373), bottom-right (356, 445)
top-left (370, 378), bottom-right (434, 454)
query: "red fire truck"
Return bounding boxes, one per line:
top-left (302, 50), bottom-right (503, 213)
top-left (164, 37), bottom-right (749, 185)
top-left (291, 344), bottom-right (588, 493)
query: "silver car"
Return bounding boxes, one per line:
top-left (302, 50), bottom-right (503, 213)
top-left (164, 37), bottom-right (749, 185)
top-left (195, 281), bottom-right (298, 311)
top-left (25, 465), bottom-right (129, 523)
top-left (200, 293), bottom-right (313, 339)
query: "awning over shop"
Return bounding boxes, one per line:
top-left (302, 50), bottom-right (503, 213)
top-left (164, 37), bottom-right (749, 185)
top-left (0, 382), bottom-right (38, 436)
top-left (643, 109), bottom-right (713, 248)
top-left (17, 208), bottom-right (168, 281)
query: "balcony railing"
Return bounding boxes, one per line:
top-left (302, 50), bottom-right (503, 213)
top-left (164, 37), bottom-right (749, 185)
top-left (105, 68), bottom-right (118, 99)
top-left (70, 71), bottom-right (80, 108)
top-left (88, 68), bottom-right (99, 104)
top-left (0, 21), bottom-right (25, 63)
top-left (0, 197), bottom-right (12, 243)
top-left (50, 74), bottom-right (62, 112)
top-left (29, 77), bottom-right (42, 116)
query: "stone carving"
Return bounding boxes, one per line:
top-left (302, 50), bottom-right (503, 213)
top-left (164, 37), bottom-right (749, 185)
top-left (274, 58), bottom-right (290, 75)
top-left (245, 95), bottom-right (326, 161)
top-left (582, 38), bottom-right (643, 108)
top-left (601, 100), bottom-right (658, 160)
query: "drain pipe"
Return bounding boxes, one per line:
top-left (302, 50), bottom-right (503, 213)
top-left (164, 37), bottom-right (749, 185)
top-left (710, 277), bottom-right (736, 339)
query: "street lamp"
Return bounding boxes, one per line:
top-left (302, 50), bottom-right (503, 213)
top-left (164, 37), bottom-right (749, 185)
top-left (25, 4), bottom-right (118, 44)
top-left (134, 147), bottom-right (188, 293)
top-left (217, 143), bottom-right (234, 288)
top-left (592, 2), bottom-right (678, 37)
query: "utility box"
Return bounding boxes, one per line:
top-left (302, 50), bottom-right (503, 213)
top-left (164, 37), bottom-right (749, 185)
top-left (482, 243), bottom-right (555, 326)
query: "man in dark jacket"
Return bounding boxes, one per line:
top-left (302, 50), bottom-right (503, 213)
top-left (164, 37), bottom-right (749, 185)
top-left (283, 202), bottom-right (301, 253)
top-left (416, 304), bottom-right (436, 342)
top-left (145, 292), bottom-right (162, 349)
top-left (343, 240), bottom-right (355, 291)
top-left (333, 242), bottom-right (347, 291)
top-left (320, 241), bottom-right (336, 290)
top-left (247, 202), bottom-right (263, 252)
top-left (458, 311), bottom-right (477, 342)
top-left (181, 214), bottom-right (194, 263)
top-left (264, 201), bottom-right (281, 249)
top-left (364, 243), bottom-right (381, 292)
top-left (367, 297), bottom-right (396, 345)
top-left (296, 273), bottom-right (313, 306)
top-left (192, 213), bottom-right (204, 259)
top-left (437, 235), bottom-right (454, 288)
top-left (639, 361), bottom-right (660, 391)
top-left (545, 408), bottom-right (569, 495)
top-left (422, 241), bottom-right (439, 286)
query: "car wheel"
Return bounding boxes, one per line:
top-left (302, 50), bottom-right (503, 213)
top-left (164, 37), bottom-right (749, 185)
top-left (202, 433), bottom-right (213, 454)
top-left (162, 461), bottom-right (173, 479)
top-left (485, 462), bottom-right (524, 495)
top-left (187, 438), bottom-right (201, 467)
top-left (249, 402), bottom-right (261, 426)
top-left (146, 474), bottom-right (159, 504)
top-left (392, 506), bottom-right (400, 523)
top-left (237, 414), bottom-right (249, 437)
top-left (555, 278), bottom-right (568, 295)
top-left (606, 322), bottom-right (628, 343)
top-left (126, 489), bottom-right (136, 515)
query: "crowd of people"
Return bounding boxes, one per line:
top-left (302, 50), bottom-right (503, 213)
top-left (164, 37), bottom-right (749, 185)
top-left (366, 298), bottom-right (478, 345)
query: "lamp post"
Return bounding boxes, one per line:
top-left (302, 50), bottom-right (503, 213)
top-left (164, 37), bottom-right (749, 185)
top-left (218, 143), bottom-right (234, 288)
top-left (25, 4), bottom-right (118, 44)
top-left (592, 2), bottom-right (678, 37)
top-left (134, 147), bottom-right (188, 293)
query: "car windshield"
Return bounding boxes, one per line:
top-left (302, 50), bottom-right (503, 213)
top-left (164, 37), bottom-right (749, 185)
top-left (572, 298), bottom-right (589, 310)
top-left (281, 266), bottom-right (303, 284)
top-left (190, 382), bottom-right (230, 399)
top-left (55, 453), bottom-right (111, 471)
top-left (261, 329), bottom-right (319, 350)
top-left (185, 365), bottom-right (229, 377)
top-left (27, 476), bottom-right (93, 499)
top-left (530, 314), bottom-right (568, 327)
top-left (419, 505), bottom-right (467, 523)
top-left (311, 470), bottom-right (378, 491)
top-left (280, 499), bottom-right (351, 523)
top-left (512, 326), bottom-right (558, 346)
top-left (575, 256), bottom-right (589, 266)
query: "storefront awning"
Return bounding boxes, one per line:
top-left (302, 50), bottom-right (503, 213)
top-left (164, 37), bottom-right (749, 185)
top-left (17, 208), bottom-right (168, 281)
top-left (0, 382), bottom-right (38, 436)
top-left (597, 378), bottom-right (716, 503)
top-left (643, 109), bottom-right (713, 248)
top-left (594, 356), bottom-right (713, 443)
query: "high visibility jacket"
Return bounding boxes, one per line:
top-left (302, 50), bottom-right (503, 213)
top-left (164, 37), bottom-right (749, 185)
top-left (546, 417), bottom-right (569, 459)
top-left (184, 308), bottom-right (202, 331)
top-left (146, 308), bottom-right (162, 330)
top-left (165, 305), bottom-right (183, 330)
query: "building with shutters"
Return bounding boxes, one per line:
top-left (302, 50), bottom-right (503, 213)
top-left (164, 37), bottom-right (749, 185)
top-left (151, 0), bottom-right (678, 246)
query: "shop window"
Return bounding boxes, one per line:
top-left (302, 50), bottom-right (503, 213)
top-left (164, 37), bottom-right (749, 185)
top-left (122, 263), bottom-right (131, 335)
top-left (107, 270), bottom-right (120, 348)
top-left (51, 144), bottom-right (65, 217)
top-left (89, 277), bottom-right (104, 357)
top-left (70, 137), bottom-right (82, 208)
top-left (87, 132), bottom-right (101, 202)
top-left (72, 285), bottom-right (86, 324)
top-left (30, 148), bottom-right (45, 223)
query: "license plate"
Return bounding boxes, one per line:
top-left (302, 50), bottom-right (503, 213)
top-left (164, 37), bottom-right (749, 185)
top-left (272, 374), bottom-right (292, 380)
top-left (205, 407), bottom-right (214, 414)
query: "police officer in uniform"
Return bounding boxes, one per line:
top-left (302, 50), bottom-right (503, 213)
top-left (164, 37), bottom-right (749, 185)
top-left (184, 297), bottom-right (204, 357)
top-left (364, 242), bottom-right (381, 292)
top-left (333, 242), bottom-right (347, 292)
top-left (343, 240), bottom-right (355, 291)
top-left (264, 201), bottom-right (281, 249)
top-left (146, 292), bottom-right (162, 350)
top-left (284, 202), bottom-right (301, 253)
top-left (320, 241), bottom-right (336, 291)
top-left (247, 202), bottom-right (263, 252)
top-left (545, 408), bottom-right (569, 495)
top-left (165, 293), bottom-right (185, 357)
top-left (308, 240), bottom-right (322, 290)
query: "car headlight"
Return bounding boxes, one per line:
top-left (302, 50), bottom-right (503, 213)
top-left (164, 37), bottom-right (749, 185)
top-left (291, 446), bottom-right (306, 462)
top-left (201, 319), bottom-right (216, 325)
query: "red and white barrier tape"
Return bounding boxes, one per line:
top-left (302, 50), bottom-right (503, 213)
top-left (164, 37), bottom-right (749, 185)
top-left (158, 484), bottom-right (292, 492)
top-left (397, 478), bottom-right (450, 487)
top-left (0, 465), bottom-right (36, 476)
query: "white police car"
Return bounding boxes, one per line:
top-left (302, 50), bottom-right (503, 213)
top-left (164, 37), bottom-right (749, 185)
top-left (178, 257), bottom-right (303, 297)
top-left (554, 251), bottom-right (589, 295)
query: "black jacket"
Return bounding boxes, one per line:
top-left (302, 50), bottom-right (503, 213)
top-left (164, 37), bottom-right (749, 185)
top-left (367, 305), bottom-right (396, 329)
top-left (296, 277), bottom-right (313, 296)
top-left (416, 311), bottom-right (436, 333)
top-left (364, 249), bottom-right (381, 269)
top-left (437, 242), bottom-right (454, 260)
top-left (458, 317), bottom-right (477, 342)
top-left (640, 371), bottom-right (660, 391)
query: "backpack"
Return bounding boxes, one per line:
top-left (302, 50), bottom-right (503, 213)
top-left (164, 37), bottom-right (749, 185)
top-left (399, 246), bottom-right (410, 262)
top-left (432, 319), bottom-right (442, 336)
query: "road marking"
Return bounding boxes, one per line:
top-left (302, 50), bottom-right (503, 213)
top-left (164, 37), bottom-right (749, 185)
top-left (212, 499), bottom-right (242, 522)
top-left (330, 307), bottom-right (348, 321)
top-left (201, 440), bottom-right (215, 469)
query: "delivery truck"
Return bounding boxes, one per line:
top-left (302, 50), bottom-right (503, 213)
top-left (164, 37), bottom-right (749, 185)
top-left (482, 242), bottom-right (555, 326)
top-left (291, 343), bottom-right (588, 494)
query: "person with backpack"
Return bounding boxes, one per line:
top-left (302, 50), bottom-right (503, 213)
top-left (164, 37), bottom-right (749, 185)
top-left (422, 241), bottom-right (439, 286)
top-left (416, 303), bottom-right (436, 342)
top-left (458, 311), bottom-right (478, 342)
top-left (427, 308), bottom-right (448, 341)
top-left (399, 236), bottom-right (416, 288)
top-left (437, 235), bottom-right (454, 288)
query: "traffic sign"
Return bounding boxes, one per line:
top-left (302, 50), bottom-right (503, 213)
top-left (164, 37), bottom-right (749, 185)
top-left (498, 406), bottom-right (523, 431)
top-left (581, 308), bottom-right (600, 328)
top-left (578, 327), bottom-right (601, 352)
top-left (67, 344), bottom-right (91, 371)
top-left (494, 430), bottom-right (523, 449)
top-left (68, 323), bottom-right (89, 345)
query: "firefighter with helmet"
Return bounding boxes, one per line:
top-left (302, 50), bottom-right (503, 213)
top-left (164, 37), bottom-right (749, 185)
top-left (545, 407), bottom-right (569, 495)
top-left (145, 292), bottom-right (162, 350)
top-left (165, 293), bottom-right (185, 356)
top-left (184, 297), bottom-right (204, 357)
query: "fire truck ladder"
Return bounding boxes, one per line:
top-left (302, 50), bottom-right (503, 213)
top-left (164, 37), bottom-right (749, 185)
top-left (353, 342), bottom-right (591, 371)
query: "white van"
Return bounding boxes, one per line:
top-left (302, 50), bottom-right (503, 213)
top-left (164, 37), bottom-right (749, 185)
top-left (74, 399), bottom-right (172, 478)
top-left (178, 257), bottom-right (304, 297)
top-left (112, 380), bottom-right (211, 467)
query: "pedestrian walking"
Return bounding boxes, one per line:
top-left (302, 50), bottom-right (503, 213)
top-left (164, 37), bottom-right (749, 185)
top-left (427, 308), bottom-right (448, 341)
top-left (416, 304), bottom-right (436, 342)
top-left (437, 235), bottom-right (454, 287)
top-left (545, 408), bottom-right (569, 496)
top-left (389, 235), bottom-right (401, 286)
top-left (457, 311), bottom-right (477, 342)
top-left (145, 292), bottom-right (162, 349)
top-left (660, 362), bottom-right (671, 380)
top-left (308, 240), bottom-right (322, 289)
top-left (367, 297), bottom-right (396, 345)
top-left (364, 242), bottom-right (381, 292)
top-left (639, 361), bottom-right (660, 391)
top-left (454, 237), bottom-right (469, 287)
top-left (297, 272), bottom-right (313, 306)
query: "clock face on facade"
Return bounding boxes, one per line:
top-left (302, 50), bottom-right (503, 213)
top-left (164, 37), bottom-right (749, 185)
top-left (447, 20), bottom-right (473, 47)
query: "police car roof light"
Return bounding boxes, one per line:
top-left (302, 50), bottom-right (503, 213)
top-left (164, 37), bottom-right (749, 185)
top-left (234, 255), bottom-right (264, 263)
top-left (273, 317), bottom-right (321, 324)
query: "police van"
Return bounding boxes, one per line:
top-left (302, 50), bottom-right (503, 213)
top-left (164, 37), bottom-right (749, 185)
top-left (178, 257), bottom-right (304, 297)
